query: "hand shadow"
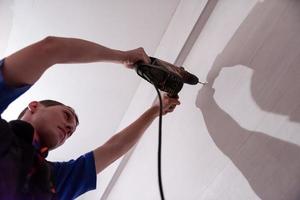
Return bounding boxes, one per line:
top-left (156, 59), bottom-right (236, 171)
top-left (196, 67), bottom-right (300, 200)
top-left (194, 0), bottom-right (300, 199)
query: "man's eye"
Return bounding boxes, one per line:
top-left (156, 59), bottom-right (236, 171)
top-left (64, 111), bottom-right (71, 119)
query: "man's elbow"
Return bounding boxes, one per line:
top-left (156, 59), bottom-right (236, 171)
top-left (38, 36), bottom-right (62, 61)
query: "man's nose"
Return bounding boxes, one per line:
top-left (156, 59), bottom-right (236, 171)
top-left (65, 124), bottom-right (73, 135)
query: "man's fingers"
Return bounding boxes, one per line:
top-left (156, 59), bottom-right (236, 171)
top-left (135, 47), bottom-right (149, 63)
top-left (139, 47), bottom-right (151, 64)
top-left (168, 101), bottom-right (180, 109)
top-left (123, 47), bottom-right (150, 69)
top-left (168, 105), bottom-right (176, 110)
top-left (164, 95), bottom-right (180, 112)
top-left (169, 97), bottom-right (181, 105)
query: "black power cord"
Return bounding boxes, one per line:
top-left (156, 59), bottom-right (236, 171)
top-left (154, 84), bottom-right (165, 200)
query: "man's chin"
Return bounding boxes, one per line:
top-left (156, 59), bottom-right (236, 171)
top-left (39, 137), bottom-right (59, 150)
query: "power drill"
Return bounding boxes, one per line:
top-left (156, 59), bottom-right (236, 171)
top-left (135, 57), bottom-right (205, 98)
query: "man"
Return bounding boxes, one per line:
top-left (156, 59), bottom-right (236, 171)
top-left (0, 36), bottom-right (180, 199)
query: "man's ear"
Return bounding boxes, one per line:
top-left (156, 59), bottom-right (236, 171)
top-left (28, 101), bottom-right (39, 113)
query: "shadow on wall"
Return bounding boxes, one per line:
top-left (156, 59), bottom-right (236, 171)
top-left (0, 0), bottom-right (15, 56)
top-left (196, 0), bottom-right (300, 199)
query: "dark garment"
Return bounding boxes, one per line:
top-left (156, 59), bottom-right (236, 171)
top-left (0, 119), bottom-right (55, 200)
top-left (0, 58), bottom-right (97, 199)
top-left (0, 116), bottom-right (97, 200)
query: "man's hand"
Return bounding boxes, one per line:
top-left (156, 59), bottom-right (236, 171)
top-left (122, 47), bottom-right (151, 69)
top-left (152, 93), bottom-right (181, 116)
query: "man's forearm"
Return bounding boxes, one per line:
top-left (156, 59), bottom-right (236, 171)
top-left (93, 106), bottom-right (159, 173)
top-left (3, 36), bottom-right (126, 86)
top-left (49, 36), bottom-right (126, 64)
top-left (110, 106), bottom-right (159, 152)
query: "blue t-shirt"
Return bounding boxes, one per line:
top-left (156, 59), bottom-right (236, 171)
top-left (0, 59), bottom-right (97, 199)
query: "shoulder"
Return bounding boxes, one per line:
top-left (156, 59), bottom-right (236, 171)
top-left (0, 58), bottom-right (31, 115)
top-left (47, 151), bottom-right (97, 199)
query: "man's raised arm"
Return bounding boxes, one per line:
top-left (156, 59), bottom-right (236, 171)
top-left (2, 36), bottom-right (150, 86)
top-left (93, 93), bottom-right (181, 174)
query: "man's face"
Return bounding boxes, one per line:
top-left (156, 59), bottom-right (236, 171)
top-left (30, 104), bottom-right (77, 150)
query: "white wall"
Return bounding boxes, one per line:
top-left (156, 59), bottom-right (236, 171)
top-left (107, 0), bottom-right (300, 199)
top-left (193, 0), bottom-right (300, 199)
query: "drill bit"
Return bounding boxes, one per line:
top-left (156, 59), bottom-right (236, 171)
top-left (198, 81), bottom-right (207, 85)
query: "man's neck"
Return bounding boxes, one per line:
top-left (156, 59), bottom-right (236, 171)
top-left (32, 131), bottom-right (41, 149)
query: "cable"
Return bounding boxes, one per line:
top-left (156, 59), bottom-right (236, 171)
top-left (154, 84), bottom-right (165, 200)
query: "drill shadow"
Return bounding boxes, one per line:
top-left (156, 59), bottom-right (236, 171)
top-left (194, 0), bottom-right (300, 199)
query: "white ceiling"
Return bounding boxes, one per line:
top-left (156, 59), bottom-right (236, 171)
top-left (0, 0), bottom-right (199, 199)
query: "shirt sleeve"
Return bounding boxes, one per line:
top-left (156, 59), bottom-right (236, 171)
top-left (50, 151), bottom-right (97, 200)
top-left (0, 59), bottom-right (31, 116)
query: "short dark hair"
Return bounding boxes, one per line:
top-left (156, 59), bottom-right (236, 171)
top-left (18, 100), bottom-right (79, 126)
